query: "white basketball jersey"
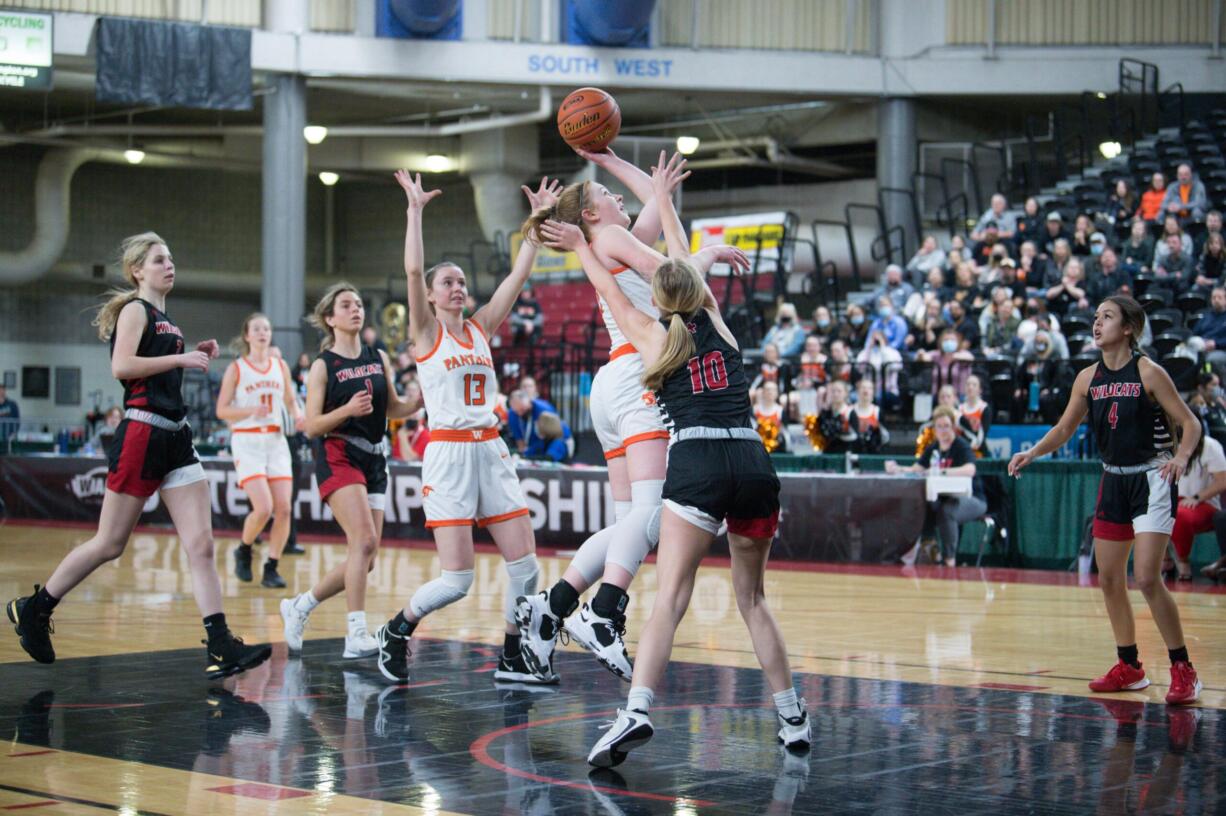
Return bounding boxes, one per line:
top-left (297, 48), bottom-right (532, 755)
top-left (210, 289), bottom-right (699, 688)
top-left (231, 357), bottom-right (286, 431)
top-left (415, 319), bottom-right (498, 430)
top-left (599, 265), bottom-right (658, 352)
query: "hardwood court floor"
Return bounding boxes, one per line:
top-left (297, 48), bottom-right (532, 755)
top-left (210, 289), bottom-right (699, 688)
top-left (0, 523), bottom-right (1224, 814)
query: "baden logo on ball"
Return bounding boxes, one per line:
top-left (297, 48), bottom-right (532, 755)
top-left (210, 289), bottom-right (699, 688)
top-left (557, 87), bottom-right (621, 153)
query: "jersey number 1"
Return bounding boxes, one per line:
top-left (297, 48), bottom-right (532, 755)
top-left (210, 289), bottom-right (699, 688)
top-left (1107, 401), bottom-right (1119, 429)
top-left (464, 373), bottom-right (487, 406)
top-left (260, 393), bottom-right (275, 414)
top-left (686, 351), bottom-right (729, 394)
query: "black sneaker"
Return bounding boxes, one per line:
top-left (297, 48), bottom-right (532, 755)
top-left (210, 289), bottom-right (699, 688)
top-left (261, 562), bottom-right (286, 589)
top-left (375, 624), bottom-right (410, 683)
top-left (283, 542), bottom-right (306, 556)
top-left (203, 689), bottom-right (271, 756)
top-left (494, 649), bottom-right (559, 685)
top-left (233, 545), bottom-right (253, 582)
top-left (6, 587), bottom-right (55, 664)
top-left (204, 634), bottom-right (271, 680)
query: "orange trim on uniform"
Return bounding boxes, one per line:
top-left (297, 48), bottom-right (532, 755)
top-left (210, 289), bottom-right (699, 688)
top-left (468, 318), bottom-right (488, 342)
top-left (447, 323), bottom-right (475, 350)
top-left (232, 426), bottom-right (282, 434)
top-left (238, 474), bottom-right (267, 488)
top-left (241, 356), bottom-right (274, 375)
top-left (415, 322), bottom-right (444, 363)
top-left (604, 446), bottom-right (627, 460)
top-left (425, 518), bottom-right (476, 529)
top-left (623, 430), bottom-right (670, 448)
top-left (609, 265), bottom-right (630, 275)
top-left (268, 476), bottom-right (294, 482)
top-left (429, 427), bottom-right (500, 443)
top-left (609, 343), bottom-right (637, 361)
top-left (476, 507), bottom-right (531, 528)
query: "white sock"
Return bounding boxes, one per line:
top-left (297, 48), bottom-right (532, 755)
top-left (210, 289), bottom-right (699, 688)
top-left (627, 686), bottom-right (654, 714)
top-left (773, 687), bottom-right (802, 719)
top-left (294, 590), bottom-right (320, 613)
top-left (346, 610), bottom-right (367, 635)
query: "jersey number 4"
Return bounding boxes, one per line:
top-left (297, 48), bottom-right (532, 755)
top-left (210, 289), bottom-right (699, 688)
top-left (686, 351), bottom-right (729, 394)
top-left (463, 373), bottom-right (487, 406)
top-left (1107, 401), bottom-right (1119, 429)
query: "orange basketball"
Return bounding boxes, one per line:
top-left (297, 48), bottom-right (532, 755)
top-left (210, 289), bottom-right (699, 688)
top-left (557, 87), bottom-right (621, 152)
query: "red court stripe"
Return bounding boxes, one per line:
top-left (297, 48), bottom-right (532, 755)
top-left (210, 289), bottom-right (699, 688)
top-left (206, 783), bottom-right (311, 801)
top-left (5, 752), bottom-right (55, 758)
top-left (2, 802), bottom-right (58, 810)
top-left (48, 703), bottom-right (145, 709)
top-left (975, 682), bottom-right (1051, 692)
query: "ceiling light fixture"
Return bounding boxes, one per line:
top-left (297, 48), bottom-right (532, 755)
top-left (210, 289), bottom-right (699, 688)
top-left (676, 135), bottom-right (700, 155)
top-left (303, 125), bottom-right (328, 145)
top-left (318, 171), bottom-right (339, 186)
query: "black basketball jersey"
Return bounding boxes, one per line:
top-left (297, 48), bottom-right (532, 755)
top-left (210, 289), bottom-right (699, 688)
top-left (111, 298), bottom-right (187, 421)
top-left (1087, 354), bottom-right (1173, 466)
top-left (319, 345), bottom-right (388, 444)
top-left (654, 309), bottom-right (752, 433)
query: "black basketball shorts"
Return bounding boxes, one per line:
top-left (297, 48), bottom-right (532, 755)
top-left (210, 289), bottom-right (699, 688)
top-left (663, 438), bottom-right (781, 538)
top-left (106, 419), bottom-right (203, 498)
top-left (314, 437), bottom-right (389, 511)
top-left (1093, 461), bottom-right (1177, 542)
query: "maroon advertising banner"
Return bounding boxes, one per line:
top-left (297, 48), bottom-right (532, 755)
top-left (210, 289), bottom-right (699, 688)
top-left (0, 455), bottom-right (925, 562)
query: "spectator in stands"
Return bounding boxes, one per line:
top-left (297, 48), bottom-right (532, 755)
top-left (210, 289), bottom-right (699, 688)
top-left (762, 302), bottom-right (806, 357)
top-left (1162, 162), bottom-right (1209, 225)
top-left (872, 264), bottom-right (915, 313)
top-left (811, 305), bottom-right (837, 345)
top-left (1137, 172), bottom-right (1167, 223)
top-left (1170, 430), bottom-right (1226, 582)
top-left (88, 406), bottom-right (123, 452)
top-left (518, 375), bottom-right (554, 409)
top-left (525, 412), bottom-right (573, 463)
top-left (1017, 240), bottom-right (1048, 292)
top-left (850, 378), bottom-right (890, 453)
top-left (1154, 233), bottom-right (1194, 292)
top-left (1153, 215), bottom-right (1195, 269)
top-left (506, 387), bottom-right (556, 453)
top-left (817, 380), bottom-right (857, 454)
top-left (0, 384), bottom-right (18, 443)
top-left (1042, 238), bottom-right (1073, 287)
top-left (1015, 331), bottom-right (1074, 423)
top-left (1195, 232), bottom-right (1226, 293)
top-left (1014, 196), bottom-right (1045, 251)
top-left (1189, 371), bottom-right (1226, 434)
top-left (1086, 247), bottom-right (1131, 303)
top-left (1193, 286), bottom-right (1226, 374)
top-left (944, 248), bottom-right (965, 286)
top-left (921, 266), bottom-right (951, 303)
top-left (1070, 214), bottom-right (1095, 257)
top-left (868, 295), bottom-right (909, 352)
top-left (361, 325), bottom-right (388, 357)
top-left (750, 342), bottom-right (792, 396)
top-left (951, 262), bottom-right (982, 310)
top-left (509, 284), bottom-right (544, 345)
top-left (1045, 257), bottom-right (1089, 316)
top-left (921, 328), bottom-right (975, 396)
top-left (784, 372), bottom-right (821, 422)
top-left (798, 335), bottom-right (827, 385)
top-left (993, 258), bottom-right (1026, 305)
top-left (1108, 178), bottom-right (1137, 239)
top-left (945, 298), bottom-right (980, 351)
top-left (911, 295), bottom-right (947, 355)
top-left (914, 385), bottom-right (960, 457)
top-left (291, 351), bottom-right (312, 399)
top-left (752, 381), bottom-right (791, 454)
top-left (393, 413), bottom-right (430, 463)
top-left (1019, 313), bottom-right (1070, 359)
top-left (971, 193), bottom-right (1017, 243)
top-left (971, 221), bottom-right (1004, 267)
top-left (1119, 218), bottom-right (1155, 274)
top-left (959, 374), bottom-right (991, 455)
top-left (1197, 210), bottom-right (1223, 256)
top-left (977, 245), bottom-right (1012, 287)
top-left (886, 406), bottom-right (986, 568)
top-left (906, 269), bottom-right (949, 326)
top-left (826, 338), bottom-right (854, 384)
top-left (1041, 212), bottom-right (1071, 257)
top-left (855, 331), bottom-right (902, 411)
top-left (839, 303), bottom-right (870, 350)
top-left (906, 235), bottom-right (948, 290)
top-left (982, 287), bottom-right (1022, 355)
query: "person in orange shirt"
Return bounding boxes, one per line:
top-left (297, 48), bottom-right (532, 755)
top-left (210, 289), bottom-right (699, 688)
top-left (1136, 172), bottom-right (1167, 223)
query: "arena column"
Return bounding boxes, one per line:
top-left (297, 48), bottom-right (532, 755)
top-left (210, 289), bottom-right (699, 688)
top-left (876, 97), bottom-right (917, 261)
top-left (261, 0), bottom-right (309, 362)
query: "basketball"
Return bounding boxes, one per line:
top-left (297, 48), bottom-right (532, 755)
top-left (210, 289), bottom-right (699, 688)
top-left (557, 87), bottom-right (621, 152)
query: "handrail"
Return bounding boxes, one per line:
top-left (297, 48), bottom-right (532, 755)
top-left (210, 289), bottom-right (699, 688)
top-left (810, 216), bottom-right (857, 295)
top-left (1158, 81), bottom-right (1185, 130)
top-left (843, 202), bottom-right (888, 290)
top-left (877, 185), bottom-right (921, 261)
top-left (940, 156), bottom-right (983, 217)
top-left (971, 141), bottom-right (1010, 202)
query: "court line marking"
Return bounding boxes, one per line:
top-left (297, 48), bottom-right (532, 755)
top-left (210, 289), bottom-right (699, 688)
top-left (0, 783), bottom-right (173, 816)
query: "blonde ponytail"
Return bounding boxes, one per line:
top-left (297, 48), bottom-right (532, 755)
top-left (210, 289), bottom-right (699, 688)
top-left (521, 181), bottom-right (592, 244)
top-left (641, 258), bottom-right (708, 392)
top-left (92, 231), bottom-right (166, 341)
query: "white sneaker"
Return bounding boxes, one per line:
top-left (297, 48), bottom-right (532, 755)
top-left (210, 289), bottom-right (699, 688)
top-left (342, 670), bottom-right (381, 720)
top-left (588, 708), bottom-right (654, 768)
top-left (565, 602), bottom-right (632, 681)
top-left (280, 597), bottom-right (310, 653)
top-left (777, 700), bottom-right (811, 752)
top-left (343, 627), bottom-right (379, 659)
top-left (514, 592), bottom-right (560, 678)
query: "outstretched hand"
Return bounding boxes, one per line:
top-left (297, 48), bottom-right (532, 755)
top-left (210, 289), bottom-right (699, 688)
top-left (575, 146), bottom-right (617, 166)
top-left (650, 149), bottom-right (691, 198)
top-left (394, 169), bottom-right (442, 210)
top-left (522, 176), bottom-right (563, 212)
top-left (538, 220), bottom-right (586, 253)
top-left (710, 245), bottom-right (751, 276)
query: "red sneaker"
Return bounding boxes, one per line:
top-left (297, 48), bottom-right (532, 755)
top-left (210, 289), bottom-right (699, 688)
top-left (1167, 708), bottom-right (1201, 752)
top-left (1088, 660), bottom-right (1150, 693)
top-left (1165, 661), bottom-right (1202, 705)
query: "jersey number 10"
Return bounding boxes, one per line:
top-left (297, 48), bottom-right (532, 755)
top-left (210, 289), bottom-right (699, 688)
top-left (686, 351), bottom-right (729, 394)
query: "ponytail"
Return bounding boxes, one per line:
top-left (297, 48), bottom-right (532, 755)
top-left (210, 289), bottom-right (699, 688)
top-left (643, 313), bottom-right (696, 392)
top-left (641, 258), bottom-right (708, 392)
top-left (92, 231), bottom-right (166, 341)
top-left (521, 181), bottom-right (591, 244)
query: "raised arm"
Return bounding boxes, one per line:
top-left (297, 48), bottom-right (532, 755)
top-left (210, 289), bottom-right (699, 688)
top-left (394, 170), bottom-right (443, 350)
top-left (303, 358), bottom-right (371, 439)
top-left (111, 300), bottom-right (208, 380)
top-left (1140, 356), bottom-right (1201, 483)
top-left (540, 220), bottom-right (665, 363)
top-left (576, 147), bottom-right (663, 245)
top-left (472, 177), bottom-right (559, 334)
top-left (649, 150), bottom-right (692, 261)
top-left (1008, 364), bottom-right (1094, 476)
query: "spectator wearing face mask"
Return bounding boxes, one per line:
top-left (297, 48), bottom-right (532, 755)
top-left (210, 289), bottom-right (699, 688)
top-left (1015, 332), bottom-right (1074, 423)
top-left (920, 329), bottom-right (975, 395)
top-left (811, 305), bottom-right (837, 344)
top-left (944, 299), bottom-right (980, 351)
top-left (839, 303), bottom-right (870, 350)
top-left (872, 264), bottom-right (915, 313)
top-left (867, 296), bottom-right (909, 352)
top-left (1018, 316), bottom-right (1069, 359)
top-left (762, 302), bottom-right (806, 357)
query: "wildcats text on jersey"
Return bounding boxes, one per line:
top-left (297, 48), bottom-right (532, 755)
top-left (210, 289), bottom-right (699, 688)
top-left (1090, 382), bottom-right (1143, 400)
top-left (335, 363), bottom-right (384, 382)
top-left (444, 352), bottom-right (495, 371)
top-left (153, 320), bottom-right (183, 337)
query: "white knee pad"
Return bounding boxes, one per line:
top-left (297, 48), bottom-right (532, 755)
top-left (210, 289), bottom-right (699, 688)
top-left (504, 553), bottom-right (540, 625)
top-left (408, 569), bottom-right (474, 620)
top-left (614, 500), bottom-right (632, 523)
